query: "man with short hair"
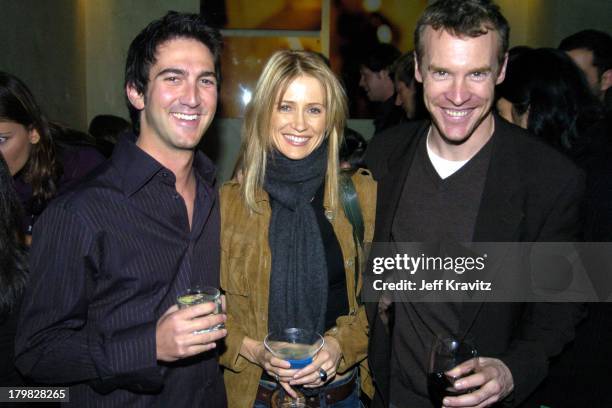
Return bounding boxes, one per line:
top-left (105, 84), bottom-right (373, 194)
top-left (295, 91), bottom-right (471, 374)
top-left (359, 43), bottom-right (405, 135)
top-left (390, 51), bottom-right (425, 120)
top-left (366, 1), bottom-right (584, 407)
top-left (559, 29), bottom-right (612, 102)
top-left (15, 12), bottom-right (227, 407)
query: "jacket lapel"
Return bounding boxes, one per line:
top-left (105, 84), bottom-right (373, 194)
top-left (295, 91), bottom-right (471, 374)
top-left (473, 121), bottom-right (525, 242)
top-left (367, 122), bottom-right (427, 406)
top-left (460, 117), bottom-right (526, 333)
top-left (375, 122), bottom-right (429, 242)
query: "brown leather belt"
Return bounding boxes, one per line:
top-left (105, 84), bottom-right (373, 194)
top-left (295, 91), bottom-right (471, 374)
top-left (255, 375), bottom-right (356, 408)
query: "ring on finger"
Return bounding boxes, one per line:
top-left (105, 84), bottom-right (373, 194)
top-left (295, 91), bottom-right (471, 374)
top-left (274, 373), bottom-right (280, 382)
top-left (318, 367), bottom-right (328, 383)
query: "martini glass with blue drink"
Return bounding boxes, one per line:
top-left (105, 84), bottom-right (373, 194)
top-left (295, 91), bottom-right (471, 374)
top-left (264, 328), bottom-right (324, 408)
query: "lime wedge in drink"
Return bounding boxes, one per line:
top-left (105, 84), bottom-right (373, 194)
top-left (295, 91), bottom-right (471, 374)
top-left (177, 293), bottom-right (205, 306)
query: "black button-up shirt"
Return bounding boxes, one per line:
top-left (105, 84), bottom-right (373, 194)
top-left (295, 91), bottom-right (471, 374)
top-left (15, 136), bottom-right (226, 407)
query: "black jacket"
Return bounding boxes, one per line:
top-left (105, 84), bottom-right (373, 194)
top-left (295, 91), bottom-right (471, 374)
top-left (365, 116), bottom-right (585, 407)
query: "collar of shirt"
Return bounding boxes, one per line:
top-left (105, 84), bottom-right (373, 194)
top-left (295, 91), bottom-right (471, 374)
top-left (110, 133), bottom-right (217, 197)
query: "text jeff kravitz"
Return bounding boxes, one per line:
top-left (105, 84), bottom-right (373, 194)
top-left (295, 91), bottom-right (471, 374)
top-left (372, 279), bottom-right (492, 291)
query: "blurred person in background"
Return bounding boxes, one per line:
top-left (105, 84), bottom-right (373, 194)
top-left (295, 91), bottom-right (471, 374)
top-left (494, 45), bottom-right (532, 123)
top-left (559, 29), bottom-right (612, 106)
top-left (390, 51), bottom-right (427, 121)
top-left (339, 127), bottom-right (368, 169)
top-left (0, 153), bottom-right (28, 388)
top-left (498, 45), bottom-right (612, 408)
top-left (496, 47), bottom-right (602, 164)
top-left (88, 114), bottom-right (131, 158)
top-left (0, 71), bottom-right (104, 244)
top-left (358, 43), bottom-right (405, 136)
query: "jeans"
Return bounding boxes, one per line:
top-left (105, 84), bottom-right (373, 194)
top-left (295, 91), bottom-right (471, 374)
top-left (253, 368), bottom-right (363, 408)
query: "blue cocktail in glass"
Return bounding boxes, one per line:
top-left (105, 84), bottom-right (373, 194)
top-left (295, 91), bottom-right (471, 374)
top-left (264, 328), bottom-right (324, 407)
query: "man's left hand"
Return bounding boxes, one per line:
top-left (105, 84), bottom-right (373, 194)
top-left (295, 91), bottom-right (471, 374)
top-left (442, 357), bottom-right (514, 408)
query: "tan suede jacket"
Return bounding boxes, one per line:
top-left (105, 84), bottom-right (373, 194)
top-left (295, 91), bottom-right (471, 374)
top-left (219, 169), bottom-right (376, 408)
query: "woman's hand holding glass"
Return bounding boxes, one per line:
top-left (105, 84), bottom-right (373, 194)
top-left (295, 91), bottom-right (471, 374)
top-left (242, 338), bottom-right (297, 397)
top-left (242, 335), bottom-right (342, 399)
top-left (290, 335), bottom-right (342, 388)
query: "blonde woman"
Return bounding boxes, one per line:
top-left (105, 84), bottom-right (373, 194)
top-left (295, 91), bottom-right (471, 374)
top-left (220, 50), bottom-right (376, 407)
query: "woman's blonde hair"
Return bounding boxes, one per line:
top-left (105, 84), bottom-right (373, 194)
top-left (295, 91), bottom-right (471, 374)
top-left (239, 50), bottom-right (348, 212)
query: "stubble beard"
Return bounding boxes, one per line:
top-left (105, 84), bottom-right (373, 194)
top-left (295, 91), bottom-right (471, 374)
top-left (431, 107), bottom-right (493, 147)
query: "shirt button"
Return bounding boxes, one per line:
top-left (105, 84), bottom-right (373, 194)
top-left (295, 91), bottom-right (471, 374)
top-left (346, 259), bottom-right (354, 267)
top-left (173, 193), bottom-right (180, 199)
top-left (325, 210), bottom-right (333, 220)
top-left (161, 171), bottom-right (169, 178)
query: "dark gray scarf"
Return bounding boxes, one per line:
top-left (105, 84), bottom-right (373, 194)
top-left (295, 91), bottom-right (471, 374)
top-left (265, 142), bottom-right (328, 335)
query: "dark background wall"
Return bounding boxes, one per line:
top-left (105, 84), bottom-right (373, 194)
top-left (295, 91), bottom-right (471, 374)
top-left (0, 0), bottom-right (609, 180)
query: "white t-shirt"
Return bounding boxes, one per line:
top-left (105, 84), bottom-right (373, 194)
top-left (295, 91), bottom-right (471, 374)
top-left (426, 134), bottom-right (469, 179)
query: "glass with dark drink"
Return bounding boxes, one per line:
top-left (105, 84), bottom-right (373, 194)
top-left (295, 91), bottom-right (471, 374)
top-left (427, 334), bottom-right (478, 407)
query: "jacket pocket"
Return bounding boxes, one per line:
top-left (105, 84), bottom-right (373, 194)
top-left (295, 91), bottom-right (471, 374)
top-left (221, 242), bottom-right (252, 296)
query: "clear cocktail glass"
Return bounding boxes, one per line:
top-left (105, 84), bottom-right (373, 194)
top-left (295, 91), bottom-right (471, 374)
top-left (176, 285), bottom-right (224, 334)
top-left (264, 328), bottom-right (324, 408)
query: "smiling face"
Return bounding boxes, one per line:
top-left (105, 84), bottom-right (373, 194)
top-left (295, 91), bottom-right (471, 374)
top-left (127, 37), bottom-right (217, 156)
top-left (0, 120), bottom-right (39, 175)
top-left (416, 27), bottom-right (506, 156)
top-left (270, 75), bottom-right (327, 160)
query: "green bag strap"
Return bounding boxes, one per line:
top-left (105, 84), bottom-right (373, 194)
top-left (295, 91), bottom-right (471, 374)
top-left (339, 170), bottom-right (365, 306)
top-left (339, 170), bottom-right (364, 246)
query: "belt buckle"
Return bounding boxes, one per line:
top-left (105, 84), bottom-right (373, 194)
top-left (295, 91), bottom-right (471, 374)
top-left (270, 388), bottom-right (310, 408)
